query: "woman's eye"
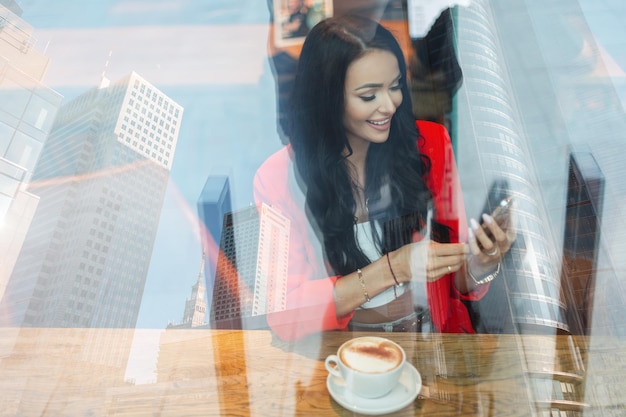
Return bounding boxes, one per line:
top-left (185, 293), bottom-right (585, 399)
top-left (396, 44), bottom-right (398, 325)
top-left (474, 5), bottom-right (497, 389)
top-left (360, 95), bottom-right (376, 102)
top-left (390, 84), bottom-right (402, 91)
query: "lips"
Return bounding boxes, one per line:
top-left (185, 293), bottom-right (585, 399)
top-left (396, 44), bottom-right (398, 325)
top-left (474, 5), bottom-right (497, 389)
top-left (368, 118), bottom-right (390, 125)
top-left (367, 118), bottom-right (391, 131)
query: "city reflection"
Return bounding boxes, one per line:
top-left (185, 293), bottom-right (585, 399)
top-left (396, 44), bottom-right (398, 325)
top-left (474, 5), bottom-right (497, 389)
top-left (0, 0), bottom-right (625, 416)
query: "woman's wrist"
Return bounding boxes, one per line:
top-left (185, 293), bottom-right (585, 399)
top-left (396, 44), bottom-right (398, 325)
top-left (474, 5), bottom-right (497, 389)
top-left (467, 255), bottom-right (500, 285)
top-left (387, 248), bottom-right (411, 285)
top-left (385, 252), bottom-right (401, 286)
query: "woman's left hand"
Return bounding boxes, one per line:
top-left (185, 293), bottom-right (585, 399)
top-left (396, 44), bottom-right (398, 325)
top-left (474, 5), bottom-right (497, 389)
top-left (468, 209), bottom-right (517, 267)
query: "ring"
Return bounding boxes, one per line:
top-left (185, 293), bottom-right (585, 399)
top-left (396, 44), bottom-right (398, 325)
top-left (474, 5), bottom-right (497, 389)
top-left (447, 265), bottom-right (452, 273)
top-left (485, 247), bottom-right (499, 256)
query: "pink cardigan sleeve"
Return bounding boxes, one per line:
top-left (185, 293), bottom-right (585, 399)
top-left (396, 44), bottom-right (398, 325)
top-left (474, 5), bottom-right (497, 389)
top-left (253, 147), bottom-right (354, 341)
top-left (417, 121), bottom-right (489, 333)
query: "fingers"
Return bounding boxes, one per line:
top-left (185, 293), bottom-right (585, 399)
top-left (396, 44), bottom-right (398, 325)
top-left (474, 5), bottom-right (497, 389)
top-left (431, 242), bottom-right (470, 256)
top-left (467, 227), bottom-right (483, 256)
top-left (411, 208), bottom-right (519, 285)
top-left (481, 214), bottom-right (507, 244)
top-left (505, 209), bottom-right (518, 241)
top-left (469, 218), bottom-right (498, 254)
top-left (409, 241), bottom-right (469, 283)
top-left (426, 242), bottom-right (468, 281)
top-left (468, 207), bottom-right (518, 267)
top-left (470, 219), bottom-right (493, 260)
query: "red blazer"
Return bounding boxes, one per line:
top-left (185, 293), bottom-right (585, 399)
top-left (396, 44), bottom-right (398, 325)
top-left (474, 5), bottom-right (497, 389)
top-left (253, 121), bottom-right (488, 341)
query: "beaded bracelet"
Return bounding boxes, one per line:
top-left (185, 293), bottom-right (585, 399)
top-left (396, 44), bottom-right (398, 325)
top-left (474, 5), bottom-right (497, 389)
top-left (386, 252), bottom-right (400, 286)
top-left (468, 261), bottom-right (501, 285)
top-left (386, 252), bottom-right (400, 298)
top-left (356, 268), bottom-right (371, 303)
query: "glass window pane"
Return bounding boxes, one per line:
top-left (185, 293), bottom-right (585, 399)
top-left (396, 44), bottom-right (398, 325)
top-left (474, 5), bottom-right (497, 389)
top-left (0, 120), bottom-right (13, 154)
top-left (5, 131), bottom-right (43, 172)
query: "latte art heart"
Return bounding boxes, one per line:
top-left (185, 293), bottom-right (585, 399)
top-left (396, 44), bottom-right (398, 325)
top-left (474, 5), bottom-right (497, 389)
top-left (340, 338), bottom-right (403, 373)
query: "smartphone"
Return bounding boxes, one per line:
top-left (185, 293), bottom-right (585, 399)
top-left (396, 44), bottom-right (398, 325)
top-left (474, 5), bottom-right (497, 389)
top-left (477, 180), bottom-right (513, 246)
top-left (488, 195), bottom-right (514, 224)
top-left (480, 179), bottom-right (512, 226)
top-left (478, 195), bottom-right (513, 248)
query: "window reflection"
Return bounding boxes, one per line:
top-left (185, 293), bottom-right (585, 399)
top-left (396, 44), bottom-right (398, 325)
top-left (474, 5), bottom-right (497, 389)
top-left (0, 0), bottom-right (625, 415)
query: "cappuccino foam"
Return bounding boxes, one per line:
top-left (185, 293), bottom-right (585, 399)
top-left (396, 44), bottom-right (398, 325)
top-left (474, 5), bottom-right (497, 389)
top-left (340, 338), bottom-right (403, 373)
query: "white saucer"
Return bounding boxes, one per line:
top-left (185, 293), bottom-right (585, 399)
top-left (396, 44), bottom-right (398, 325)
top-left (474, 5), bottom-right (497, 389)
top-left (326, 363), bottom-right (422, 415)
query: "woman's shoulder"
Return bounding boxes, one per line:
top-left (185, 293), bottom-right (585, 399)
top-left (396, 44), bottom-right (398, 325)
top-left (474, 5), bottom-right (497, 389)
top-left (415, 120), bottom-right (452, 159)
top-left (416, 120), bottom-right (451, 142)
top-left (255, 145), bottom-right (293, 181)
top-left (416, 119), bottom-right (446, 132)
top-left (254, 145), bottom-right (300, 207)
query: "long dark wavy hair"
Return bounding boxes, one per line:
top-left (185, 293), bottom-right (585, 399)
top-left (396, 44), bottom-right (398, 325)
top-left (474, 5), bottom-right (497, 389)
top-left (288, 16), bottom-right (448, 276)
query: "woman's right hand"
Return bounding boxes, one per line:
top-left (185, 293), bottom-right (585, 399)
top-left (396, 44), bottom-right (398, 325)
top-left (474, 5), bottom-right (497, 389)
top-left (411, 241), bottom-right (469, 282)
top-left (399, 241), bottom-right (469, 283)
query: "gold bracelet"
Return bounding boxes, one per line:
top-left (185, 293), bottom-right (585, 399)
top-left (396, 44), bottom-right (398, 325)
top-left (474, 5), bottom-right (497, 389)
top-left (356, 268), bottom-right (371, 303)
top-left (468, 261), bottom-right (501, 285)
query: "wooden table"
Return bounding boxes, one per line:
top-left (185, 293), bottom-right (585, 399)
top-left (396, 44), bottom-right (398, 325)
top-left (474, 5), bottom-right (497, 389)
top-left (0, 328), bottom-right (622, 416)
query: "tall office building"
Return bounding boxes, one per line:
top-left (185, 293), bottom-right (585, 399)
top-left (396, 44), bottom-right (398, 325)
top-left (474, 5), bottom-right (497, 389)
top-left (254, 203), bottom-right (290, 316)
top-left (452, 0), bottom-right (569, 334)
top-left (197, 175), bottom-right (232, 300)
top-left (487, 3), bottom-right (624, 410)
top-left (486, 0), bottom-right (624, 338)
top-left (450, 2), bottom-right (623, 413)
top-left (0, 1), bottom-right (62, 302)
top-left (0, 71), bottom-right (183, 328)
top-left (209, 203), bottom-right (289, 329)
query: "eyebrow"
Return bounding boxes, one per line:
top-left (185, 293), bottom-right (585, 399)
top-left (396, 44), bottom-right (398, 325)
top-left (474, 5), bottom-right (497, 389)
top-left (354, 74), bottom-right (402, 91)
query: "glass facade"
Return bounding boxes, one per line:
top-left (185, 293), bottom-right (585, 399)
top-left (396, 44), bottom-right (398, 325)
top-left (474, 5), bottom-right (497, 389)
top-left (1, 0), bottom-right (625, 415)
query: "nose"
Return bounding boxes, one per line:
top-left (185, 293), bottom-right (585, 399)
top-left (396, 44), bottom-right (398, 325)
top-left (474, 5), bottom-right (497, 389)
top-left (378, 91), bottom-right (398, 114)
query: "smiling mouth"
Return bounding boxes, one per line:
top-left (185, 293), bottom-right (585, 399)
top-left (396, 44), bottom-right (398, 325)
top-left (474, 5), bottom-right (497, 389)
top-left (368, 118), bottom-right (391, 126)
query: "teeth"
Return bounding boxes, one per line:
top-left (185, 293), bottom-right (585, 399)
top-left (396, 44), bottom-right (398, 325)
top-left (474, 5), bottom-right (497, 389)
top-left (369, 119), bottom-right (389, 126)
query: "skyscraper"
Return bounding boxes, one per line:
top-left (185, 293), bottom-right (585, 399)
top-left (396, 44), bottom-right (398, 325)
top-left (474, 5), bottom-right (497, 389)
top-left (0, 2), bottom-right (62, 302)
top-left (486, 0), bottom-right (624, 338)
top-left (450, 2), bottom-right (621, 413)
top-left (0, 71), bottom-right (183, 328)
top-left (453, 0), bottom-right (569, 333)
top-left (197, 175), bottom-right (232, 300)
top-left (254, 203), bottom-right (290, 317)
top-left (209, 203), bottom-right (289, 329)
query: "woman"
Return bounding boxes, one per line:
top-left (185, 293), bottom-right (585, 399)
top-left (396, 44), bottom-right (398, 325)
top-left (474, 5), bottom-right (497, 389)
top-left (254, 16), bottom-right (515, 341)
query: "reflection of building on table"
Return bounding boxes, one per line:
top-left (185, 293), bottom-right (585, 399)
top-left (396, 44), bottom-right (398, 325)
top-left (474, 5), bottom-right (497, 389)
top-left (4, 328), bottom-right (616, 416)
top-left (209, 203), bottom-right (289, 330)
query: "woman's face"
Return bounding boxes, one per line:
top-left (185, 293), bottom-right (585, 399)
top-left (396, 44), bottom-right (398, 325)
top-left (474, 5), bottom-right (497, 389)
top-left (343, 49), bottom-right (402, 153)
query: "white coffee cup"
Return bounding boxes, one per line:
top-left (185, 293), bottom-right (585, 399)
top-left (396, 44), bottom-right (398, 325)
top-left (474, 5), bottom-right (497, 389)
top-left (325, 336), bottom-right (406, 398)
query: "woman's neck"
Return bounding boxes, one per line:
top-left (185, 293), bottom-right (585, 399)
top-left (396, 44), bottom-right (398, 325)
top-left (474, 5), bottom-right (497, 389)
top-left (345, 143), bottom-right (369, 223)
